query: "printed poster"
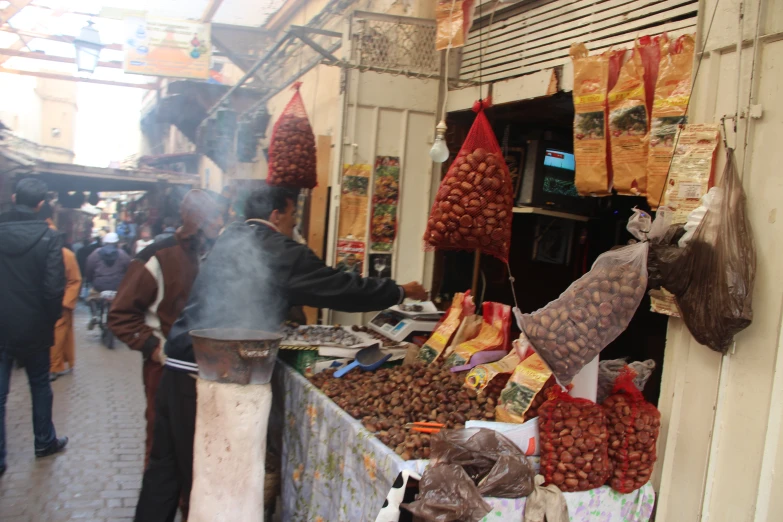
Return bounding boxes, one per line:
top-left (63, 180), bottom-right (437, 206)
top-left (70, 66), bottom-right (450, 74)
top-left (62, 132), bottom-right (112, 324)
top-left (335, 240), bottom-right (365, 274)
top-left (337, 164), bottom-right (371, 240)
top-left (124, 17), bottom-right (211, 79)
top-left (371, 156), bottom-right (400, 252)
top-left (661, 123), bottom-right (720, 224)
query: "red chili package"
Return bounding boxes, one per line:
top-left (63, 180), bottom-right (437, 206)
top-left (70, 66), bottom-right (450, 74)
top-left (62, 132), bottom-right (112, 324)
top-left (423, 99), bottom-right (514, 263)
top-left (267, 82), bottom-right (317, 189)
top-left (602, 368), bottom-right (661, 493)
top-left (539, 387), bottom-right (611, 492)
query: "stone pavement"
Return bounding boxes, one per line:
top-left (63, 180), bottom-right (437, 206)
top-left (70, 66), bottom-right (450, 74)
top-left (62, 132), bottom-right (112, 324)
top-left (0, 307), bottom-right (147, 522)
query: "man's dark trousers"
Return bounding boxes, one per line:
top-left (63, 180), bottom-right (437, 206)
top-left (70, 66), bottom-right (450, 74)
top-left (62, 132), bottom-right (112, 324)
top-left (134, 368), bottom-right (196, 522)
top-left (0, 345), bottom-right (58, 469)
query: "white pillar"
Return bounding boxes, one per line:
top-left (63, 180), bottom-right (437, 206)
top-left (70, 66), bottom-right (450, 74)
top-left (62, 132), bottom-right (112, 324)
top-left (190, 379), bottom-right (273, 522)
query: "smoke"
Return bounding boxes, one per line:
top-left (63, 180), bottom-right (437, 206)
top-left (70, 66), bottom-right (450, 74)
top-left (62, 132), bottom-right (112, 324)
top-left (187, 222), bottom-right (285, 336)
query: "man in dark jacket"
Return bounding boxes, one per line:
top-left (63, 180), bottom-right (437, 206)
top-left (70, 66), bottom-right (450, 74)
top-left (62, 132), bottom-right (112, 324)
top-left (0, 178), bottom-right (69, 477)
top-left (135, 184), bottom-right (427, 522)
top-left (85, 232), bottom-right (131, 327)
top-left (108, 190), bottom-right (225, 468)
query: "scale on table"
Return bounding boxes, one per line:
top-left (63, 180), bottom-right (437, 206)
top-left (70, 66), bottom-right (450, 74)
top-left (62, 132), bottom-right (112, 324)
top-left (367, 302), bottom-right (443, 342)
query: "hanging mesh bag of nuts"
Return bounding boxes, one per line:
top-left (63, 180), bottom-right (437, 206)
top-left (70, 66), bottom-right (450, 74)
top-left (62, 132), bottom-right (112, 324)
top-left (602, 368), bottom-right (661, 493)
top-left (267, 82), bottom-right (317, 189)
top-left (423, 98), bottom-right (514, 263)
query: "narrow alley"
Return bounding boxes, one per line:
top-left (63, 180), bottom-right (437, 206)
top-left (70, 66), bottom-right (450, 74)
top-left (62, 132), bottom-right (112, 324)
top-left (0, 307), bottom-right (145, 522)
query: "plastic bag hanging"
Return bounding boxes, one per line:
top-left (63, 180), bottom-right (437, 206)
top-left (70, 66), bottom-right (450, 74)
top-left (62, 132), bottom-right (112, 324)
top-left (659, 150), bottom-right (756, 352)
top-left (423, 98), bottom-right (514, 263)
top-left (267, 82), bottom-right (317, 189)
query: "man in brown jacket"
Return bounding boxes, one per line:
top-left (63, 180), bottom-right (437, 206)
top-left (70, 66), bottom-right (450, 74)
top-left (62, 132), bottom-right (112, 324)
top-left (108, 190), bottom-right (225, 466)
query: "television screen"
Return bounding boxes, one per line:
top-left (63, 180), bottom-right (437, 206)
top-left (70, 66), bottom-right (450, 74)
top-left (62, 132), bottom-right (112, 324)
top-left (542, 149), bottom-right (578, 197)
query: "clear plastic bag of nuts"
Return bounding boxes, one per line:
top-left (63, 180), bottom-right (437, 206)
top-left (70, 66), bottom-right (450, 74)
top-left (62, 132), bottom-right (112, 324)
top-left (423, 98), bottom-right (514, 263)
top-left (520, 209), bottom-right (659, 385)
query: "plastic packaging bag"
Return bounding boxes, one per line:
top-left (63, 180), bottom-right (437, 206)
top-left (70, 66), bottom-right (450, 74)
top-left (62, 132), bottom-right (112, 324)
top-left (646, 34), bottom-right (695, 209)
top-left (419, 292), bottom-right (475, 364)
top-left (524, 475), bottom-right (569, 522)
top-left (402, 464), bottom-right (491, 522)
top-left (424, 99), bottom-right (514, 262)
top-left (609, 45), bottom-right (649, 195)
top-left (539, 388), bottom-right (611, 492)
top-left (521, 213), bottom-right (650, 384)
top-left (637, 34), bottom-right (666, 120)
top-left (435, 0), bottom-right (476, 50)
top-left (660, 150), bottom-right (756, 353)
top-left (596, 358), bottom-right (656, 404)
top-left (678, 187), bottom-right (719, 248)
top-left (446, 302), bottom-right (511, 367)
top-left (496, 345), bottom-right (553, 423)
top-left (267, 83), bottom-right (317, 189)
top-left (429, 428), bottom-right (535, 497)
top-left (603, 369), bottom-right (661, 493)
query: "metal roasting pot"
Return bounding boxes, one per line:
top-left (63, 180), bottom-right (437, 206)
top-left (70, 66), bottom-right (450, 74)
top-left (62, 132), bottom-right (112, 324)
top-left (190, 328), bottom-right (282, 385)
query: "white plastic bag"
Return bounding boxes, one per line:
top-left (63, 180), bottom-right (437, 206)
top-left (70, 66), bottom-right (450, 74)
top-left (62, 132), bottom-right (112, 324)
top-left (679, 187), bottom-right (720, 248)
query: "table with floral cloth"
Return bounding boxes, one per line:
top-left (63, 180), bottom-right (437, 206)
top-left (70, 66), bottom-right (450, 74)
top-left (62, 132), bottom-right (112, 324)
top-left (271, 362), bottom-right (655, 522)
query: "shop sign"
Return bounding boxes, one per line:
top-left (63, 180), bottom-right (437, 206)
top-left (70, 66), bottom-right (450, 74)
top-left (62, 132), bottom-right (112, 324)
top-left (124, 17), bottom-right (212, 79)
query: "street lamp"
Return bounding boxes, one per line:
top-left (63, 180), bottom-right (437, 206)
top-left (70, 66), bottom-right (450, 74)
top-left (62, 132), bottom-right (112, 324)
top-left (73, 21), bottom-right (103, 74)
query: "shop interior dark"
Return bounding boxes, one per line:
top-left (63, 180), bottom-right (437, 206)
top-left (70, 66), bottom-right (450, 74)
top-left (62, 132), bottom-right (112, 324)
top-left (432, 92), bottom-right (666, 405)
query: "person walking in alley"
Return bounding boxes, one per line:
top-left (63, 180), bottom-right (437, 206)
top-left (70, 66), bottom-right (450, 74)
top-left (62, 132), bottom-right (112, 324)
top-left (134, 184), bottom-right (427, 522)
top-left (85, 232), bottom-right (130, 328)
top-left (0, 178), bottom-right (69, 477)
top-left (108, 190), bottom-right (226, 468)
top-left (38, 203), bottom-right (82, 381)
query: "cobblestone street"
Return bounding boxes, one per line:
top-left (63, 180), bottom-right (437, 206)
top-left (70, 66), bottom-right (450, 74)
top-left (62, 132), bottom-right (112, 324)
top-left (1, 307), bottom-right (146, 522)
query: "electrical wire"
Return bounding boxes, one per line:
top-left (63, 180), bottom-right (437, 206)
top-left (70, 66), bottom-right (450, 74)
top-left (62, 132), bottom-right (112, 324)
top-left (439, 0), bottom-right (459, 120)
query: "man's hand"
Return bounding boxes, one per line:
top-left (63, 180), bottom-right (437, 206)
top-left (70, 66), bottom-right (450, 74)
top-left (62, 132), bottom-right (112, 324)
top-left (151, 345), bottom-right (163, 364)
top-left (401, 282), bottom-right (428, 301)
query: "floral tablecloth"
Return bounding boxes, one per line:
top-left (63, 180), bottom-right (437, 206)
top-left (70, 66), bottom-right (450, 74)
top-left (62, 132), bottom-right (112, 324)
top-left (272, 363), bottom-right (655, 522)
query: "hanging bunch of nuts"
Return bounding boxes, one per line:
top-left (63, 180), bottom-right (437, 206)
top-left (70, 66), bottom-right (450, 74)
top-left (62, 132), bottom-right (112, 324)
top-left (424, 147), bottom-right (514, 260)
top-left (267, 114), bottom-right (317, 189)
top-left (310, 363), bottom-right (506, 460)
top-left (522, 264), bottom-right (647, 385)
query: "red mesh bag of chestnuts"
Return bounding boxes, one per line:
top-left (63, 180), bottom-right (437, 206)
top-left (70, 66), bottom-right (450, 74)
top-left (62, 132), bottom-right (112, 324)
top-left (539, 387), bottom-right (611, 492)
top-left (423, 99), bottom-right (514, 263)
top-left (602, 368), bottom-right (660, 493)
top-left (267, 82), bottom-right (317, 189)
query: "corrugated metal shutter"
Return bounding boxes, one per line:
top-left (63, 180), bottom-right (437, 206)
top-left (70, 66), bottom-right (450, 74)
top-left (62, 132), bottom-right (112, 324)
top-left (460, 0), bottom-right (698, 83)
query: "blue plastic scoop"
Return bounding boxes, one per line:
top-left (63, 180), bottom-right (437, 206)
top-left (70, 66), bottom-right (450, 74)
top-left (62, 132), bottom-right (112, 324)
top-left (333, 344), bottom-right (391, 378)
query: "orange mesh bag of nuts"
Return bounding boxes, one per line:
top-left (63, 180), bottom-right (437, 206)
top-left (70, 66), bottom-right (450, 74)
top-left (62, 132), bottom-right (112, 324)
top-left (539, 387), bottom-right (611, 492)
top-left (423, 99), bottom-right (514, 263)
top-left (602, 368), bottom-right (661, 493)
top-left (267, 82), bottom-right (317, 189)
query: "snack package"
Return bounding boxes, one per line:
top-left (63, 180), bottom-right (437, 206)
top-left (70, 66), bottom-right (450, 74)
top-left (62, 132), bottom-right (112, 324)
top-left (609, 46), bottom-right (649, 195)
top-left (539, 387), bottom-right (611, 492)
top-left (637, 34), bottom-right (667, 119)
top-left (570, 43), bottom-right (611, 196)
top-left (495, 345), bottom-right (553, 424)
top-left (446, 302), bottom-right (511, 367)
top-left (267, 83), bottom-right (317, 189)
top-left (646, 34), bottom-right (696, 209)
top-left (603, 369), bottom-right (661, 493)
top-left (423, 99), bottom-right (514, 263)
top-left (465, 351), bottom-right (521, 391)
top-left (418, 292), bottom-right (474, 364)
top-left (444, 315), bottom-right (484, 357)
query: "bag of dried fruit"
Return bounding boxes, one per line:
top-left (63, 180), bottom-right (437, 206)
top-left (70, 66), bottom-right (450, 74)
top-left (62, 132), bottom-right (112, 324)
top-left (423, 98), bottom-right (514, 263)
top-left (267, 82), bottom-right (317, 189)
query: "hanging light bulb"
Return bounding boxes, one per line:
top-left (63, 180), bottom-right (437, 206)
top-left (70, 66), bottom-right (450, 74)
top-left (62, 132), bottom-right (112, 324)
top-left (429, 120), bottom-right (449, 163)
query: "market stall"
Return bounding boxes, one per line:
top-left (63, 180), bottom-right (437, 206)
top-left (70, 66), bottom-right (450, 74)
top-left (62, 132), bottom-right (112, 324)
top-left (273, 363), bottom-right (655, 521)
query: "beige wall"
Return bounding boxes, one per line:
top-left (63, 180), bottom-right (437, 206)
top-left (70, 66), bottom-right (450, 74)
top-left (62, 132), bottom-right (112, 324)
top-left (37, 76), bottom-right (78, 152)
top-left (655, 0), bottom-right (783, 521)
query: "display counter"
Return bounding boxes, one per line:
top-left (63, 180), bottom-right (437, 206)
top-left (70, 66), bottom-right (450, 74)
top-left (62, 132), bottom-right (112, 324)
top-left (271, 363), bottom-right (655, 522)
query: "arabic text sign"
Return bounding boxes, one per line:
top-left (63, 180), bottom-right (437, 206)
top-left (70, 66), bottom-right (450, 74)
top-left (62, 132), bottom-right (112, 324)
top-left (124, 18), bottom-right (211, 79)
